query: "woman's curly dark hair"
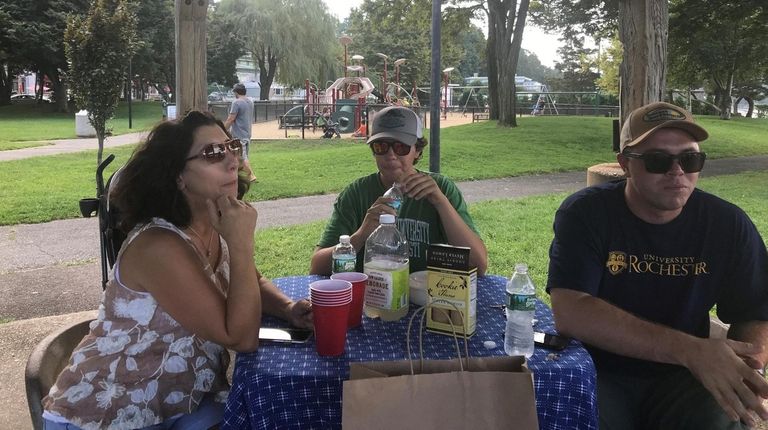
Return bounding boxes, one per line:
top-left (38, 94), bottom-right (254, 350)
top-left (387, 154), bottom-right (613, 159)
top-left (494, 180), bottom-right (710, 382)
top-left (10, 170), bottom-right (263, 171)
top-left (112, 111), bottom-right (250, 232)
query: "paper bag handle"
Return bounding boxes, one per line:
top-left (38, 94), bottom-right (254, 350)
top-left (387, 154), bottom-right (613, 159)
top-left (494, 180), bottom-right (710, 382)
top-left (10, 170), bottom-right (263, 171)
top-left (405, 304), bottom-right (470, 375)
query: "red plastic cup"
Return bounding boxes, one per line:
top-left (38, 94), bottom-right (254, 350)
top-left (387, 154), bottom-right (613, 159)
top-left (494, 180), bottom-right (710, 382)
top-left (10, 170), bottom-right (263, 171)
top-left (331, 272), bottom-right (368, 328)
top-left (310, 280), bottom-right (352, 299)
top-left (312, 301), bottom-right (350, 356)
top-left (309, 279), bottom-right (352, 356)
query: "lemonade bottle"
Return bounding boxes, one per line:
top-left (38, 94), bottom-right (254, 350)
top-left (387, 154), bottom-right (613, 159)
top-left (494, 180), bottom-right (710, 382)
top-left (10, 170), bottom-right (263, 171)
top-left (363, 214), bottom-right (409, 321)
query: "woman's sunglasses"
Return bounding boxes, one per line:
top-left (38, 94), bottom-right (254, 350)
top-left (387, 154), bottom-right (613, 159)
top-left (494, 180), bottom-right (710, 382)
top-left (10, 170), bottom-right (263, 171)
top-left (370, 140), bottom-right (412, 156)
top-left (186, 138), bottom-right (243, 163)
top-left (623, 151), bottom-right (707, 174)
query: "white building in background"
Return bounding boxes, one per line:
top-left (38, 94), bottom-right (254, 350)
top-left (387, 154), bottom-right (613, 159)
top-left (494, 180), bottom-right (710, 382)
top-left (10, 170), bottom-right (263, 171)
top-left (463, 74), bottom-right (546, 92)
top-left (231, 53), bottom-right (305, 101)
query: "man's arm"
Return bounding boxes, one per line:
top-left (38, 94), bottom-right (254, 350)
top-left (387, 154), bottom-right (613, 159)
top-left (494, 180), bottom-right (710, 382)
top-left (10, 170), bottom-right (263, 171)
top-left (223, 113), bottom-right (236, 131)
top-left (309, 196), bottom-right (397, 275)
top-left (399, 172), bottom-right (487, 274)
top-left (551, 288), bottom-right (768, 425)
top-left (729, 321), bottom-right (768, 371)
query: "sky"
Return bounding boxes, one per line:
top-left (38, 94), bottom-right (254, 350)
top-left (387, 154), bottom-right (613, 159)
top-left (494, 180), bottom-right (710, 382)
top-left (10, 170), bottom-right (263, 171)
top-left (321, 0), bottom-right (563, 68)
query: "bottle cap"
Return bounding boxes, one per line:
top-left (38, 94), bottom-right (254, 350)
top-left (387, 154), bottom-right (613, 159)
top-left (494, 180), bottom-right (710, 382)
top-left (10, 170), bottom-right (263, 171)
top-left (514, 263), bottom-right (528, 273)
top-left (379, 214), bottom-right (395, 224)
top-left (339, 235), bottom-right (351, 243)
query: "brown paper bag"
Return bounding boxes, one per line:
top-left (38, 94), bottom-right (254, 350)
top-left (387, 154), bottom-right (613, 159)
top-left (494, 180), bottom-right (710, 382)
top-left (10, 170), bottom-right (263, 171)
top-left (342, 307), bottom-right (538, 430)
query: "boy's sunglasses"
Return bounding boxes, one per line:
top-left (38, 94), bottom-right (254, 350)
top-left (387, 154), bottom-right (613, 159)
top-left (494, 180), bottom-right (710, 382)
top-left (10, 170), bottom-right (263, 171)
top-left (370, 140), bottom-right (412, 156)
top-left (186, 139), bottom-right (243, 163)
top-left (623, 151), bottom-right (706, 174)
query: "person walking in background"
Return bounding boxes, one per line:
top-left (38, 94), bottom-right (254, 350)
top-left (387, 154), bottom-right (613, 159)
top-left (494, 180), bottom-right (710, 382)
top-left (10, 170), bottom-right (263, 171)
top-left (547, 102), bottom-right (768, 428)
top-left (224, 83), bottom-right (257, 182)
top-left (309, 106), bottom-right (487, 276)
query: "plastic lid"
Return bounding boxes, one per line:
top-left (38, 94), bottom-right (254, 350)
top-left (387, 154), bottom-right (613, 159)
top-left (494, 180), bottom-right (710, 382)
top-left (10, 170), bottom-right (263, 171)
top-left (379, 214), bottom-right (395, 224)
top-left (339, 234), bottom-right (351, 243)
top-left (514, 263), bottom-right (528, 273)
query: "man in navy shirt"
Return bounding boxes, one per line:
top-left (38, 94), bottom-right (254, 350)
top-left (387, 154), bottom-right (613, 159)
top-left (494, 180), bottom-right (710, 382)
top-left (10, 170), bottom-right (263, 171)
top-left (547, 102), bottom-right (768, 428)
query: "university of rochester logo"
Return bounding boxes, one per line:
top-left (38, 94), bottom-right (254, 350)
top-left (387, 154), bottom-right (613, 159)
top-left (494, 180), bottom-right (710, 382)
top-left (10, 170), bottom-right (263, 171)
top-left (605, 251), bottom-right (628, 275)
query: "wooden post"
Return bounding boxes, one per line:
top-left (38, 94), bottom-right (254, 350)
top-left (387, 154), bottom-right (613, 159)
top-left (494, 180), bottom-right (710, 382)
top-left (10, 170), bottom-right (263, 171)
top-left (175, 0), bottom-right (208, 116)
top-left (618, 0), bottom-right (668, 121)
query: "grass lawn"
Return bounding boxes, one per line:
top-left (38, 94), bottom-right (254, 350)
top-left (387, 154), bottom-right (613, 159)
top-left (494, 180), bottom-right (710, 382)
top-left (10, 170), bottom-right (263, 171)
top-left (0, 101), bottom-right (163, 151)
top-left (0, 116), bottom-right (766, 226)
top-left (253, 170), bottom-right (768, 306)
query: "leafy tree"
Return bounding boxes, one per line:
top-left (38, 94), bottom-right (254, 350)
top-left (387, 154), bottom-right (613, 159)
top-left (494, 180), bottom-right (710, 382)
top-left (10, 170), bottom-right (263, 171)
top-left (595, 35), bottom-right (622, 97)
top-left (207, 3), bottom-right (246, 89)
top-left (219, 0), bottom-right (338, 100)
top-left (457, 27), bottom-right (487, 79)
top-left (669, 0), bottom-right (768, 119)
top-left (548, 37), bottom-right (598, 92)
top-left (517, 49), bottom-right (556, 84)
top-left (65, 0), bottom-right (137, 168)
top-left (345, 0), bottom-right (470, 97)
top-left (20, 0), bottom-right (90, 111)
top-left (0, 3), bottom-right (23, 105)
top-left (130, 0), bottom-right (175, 102)
top-left (486, 0), bottom-right (531, 127)
top-left (530, 0), bottom-right (669, 117)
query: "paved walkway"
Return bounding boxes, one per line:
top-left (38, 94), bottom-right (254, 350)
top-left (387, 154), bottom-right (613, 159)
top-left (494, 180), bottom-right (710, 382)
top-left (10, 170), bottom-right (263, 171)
top-left (1, 135), bottom-right (766, 427)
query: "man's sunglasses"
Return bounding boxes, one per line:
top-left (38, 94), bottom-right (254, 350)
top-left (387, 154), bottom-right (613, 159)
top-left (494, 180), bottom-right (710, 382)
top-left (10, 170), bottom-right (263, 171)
top-left (370, 140), bottom-right (412, 156)
top-left (186, 138), bottom-right (243, 163)
top-left (623, 151), bottom-right (706, 174)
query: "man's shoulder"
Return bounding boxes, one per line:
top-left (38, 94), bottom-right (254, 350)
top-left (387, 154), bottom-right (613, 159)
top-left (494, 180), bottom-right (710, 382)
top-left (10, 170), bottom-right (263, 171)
top-left (339, 173), bottom-right (380, 198)
top-left (424, 170), bottom-right (459, 191)
top-left (689, 188), bottom-right (751, 220)
top-left (560, 181), bottom-right (623, 212)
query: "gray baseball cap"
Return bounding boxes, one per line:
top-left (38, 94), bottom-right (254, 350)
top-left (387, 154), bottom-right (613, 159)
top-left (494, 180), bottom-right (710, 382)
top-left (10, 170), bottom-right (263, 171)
top-left (366, 106), bottom-right (423, 146)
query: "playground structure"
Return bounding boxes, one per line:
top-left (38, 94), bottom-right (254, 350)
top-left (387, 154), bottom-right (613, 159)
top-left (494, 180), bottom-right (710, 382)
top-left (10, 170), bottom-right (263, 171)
top-left (270, 72), bottom-right (619, 138)
top-left (280, 77), bottom-right (377, 136)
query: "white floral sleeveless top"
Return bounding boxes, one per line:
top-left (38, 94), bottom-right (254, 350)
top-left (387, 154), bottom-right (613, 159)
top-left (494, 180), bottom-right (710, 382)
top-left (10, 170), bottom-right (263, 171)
top-left (43, 218), bottom-right (231, 429)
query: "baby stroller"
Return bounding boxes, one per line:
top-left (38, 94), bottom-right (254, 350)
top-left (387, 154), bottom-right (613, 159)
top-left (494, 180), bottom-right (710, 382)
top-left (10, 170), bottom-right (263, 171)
top-left (78, 154), bottom-right (125, 290)
top-left (321, 116), bottom-right (349, 139)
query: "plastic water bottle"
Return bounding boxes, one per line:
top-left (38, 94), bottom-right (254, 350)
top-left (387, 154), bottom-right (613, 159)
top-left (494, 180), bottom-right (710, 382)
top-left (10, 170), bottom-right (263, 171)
top-left (363, 214), bottom-right (409, 321)
top-left (331, 235), bottom-right (356, 274)
top-left (382, 183), bottom-right (403, 214)
top-left (504, 263), bottom-right (536, 357)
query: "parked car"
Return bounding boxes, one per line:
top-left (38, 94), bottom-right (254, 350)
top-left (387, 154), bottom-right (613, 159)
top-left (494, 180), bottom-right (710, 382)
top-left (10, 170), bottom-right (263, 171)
top-left (10, 93), bottom-right (50, 103)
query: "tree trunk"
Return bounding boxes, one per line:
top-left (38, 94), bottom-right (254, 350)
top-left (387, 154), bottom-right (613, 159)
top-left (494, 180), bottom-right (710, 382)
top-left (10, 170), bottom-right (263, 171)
top-left (175, 0), bottom-right (208, 115)
top-left (257, 47), bottom-right (277, 101)
top-left (488, 0), bottom-right (529, 127)
top-left (745, 96), bottom-right (754, 118)
top-left (486, 20), bottom-right (499, 120)
top-left (618, 0), bottom-right (668, 121)
top-left (0, 64), bottom-right (11, 106)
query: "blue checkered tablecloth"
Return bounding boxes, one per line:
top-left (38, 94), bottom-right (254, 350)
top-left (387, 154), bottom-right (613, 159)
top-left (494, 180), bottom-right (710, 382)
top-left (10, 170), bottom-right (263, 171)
top-left (223, 275), bottom-right (598, 430)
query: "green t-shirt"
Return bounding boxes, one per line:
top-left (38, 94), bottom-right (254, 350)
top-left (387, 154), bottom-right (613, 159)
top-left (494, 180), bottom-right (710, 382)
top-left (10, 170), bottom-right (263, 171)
top-left (318, 171), bottom-right (480, 272)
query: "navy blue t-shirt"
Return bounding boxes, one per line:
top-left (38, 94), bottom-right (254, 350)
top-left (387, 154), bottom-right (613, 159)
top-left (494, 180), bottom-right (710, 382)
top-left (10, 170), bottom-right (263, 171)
top-left (547, 180), bottom-right (768, 375)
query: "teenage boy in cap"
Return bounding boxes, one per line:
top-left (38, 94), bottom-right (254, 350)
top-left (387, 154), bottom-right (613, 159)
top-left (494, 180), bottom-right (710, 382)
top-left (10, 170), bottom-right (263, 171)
top-left (547, 102), bottom-right (768, 428)
top-left (309, 106), bottom-right (487, 275)
top-left (224, 83), bottom-right (257, 182)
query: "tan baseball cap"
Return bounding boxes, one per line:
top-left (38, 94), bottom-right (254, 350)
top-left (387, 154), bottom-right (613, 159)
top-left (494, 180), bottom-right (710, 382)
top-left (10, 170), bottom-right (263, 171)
top-left (366, 106), bottom-right (423, 146)
top-left (620, 102), bottom-right (708, 152)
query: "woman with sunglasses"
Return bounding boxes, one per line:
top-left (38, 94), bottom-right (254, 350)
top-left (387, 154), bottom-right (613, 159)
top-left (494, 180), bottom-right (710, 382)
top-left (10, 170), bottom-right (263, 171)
top-left (309, 106), bottom-right (487, 276)
top-left (42, 111), bottom-right (312, 430)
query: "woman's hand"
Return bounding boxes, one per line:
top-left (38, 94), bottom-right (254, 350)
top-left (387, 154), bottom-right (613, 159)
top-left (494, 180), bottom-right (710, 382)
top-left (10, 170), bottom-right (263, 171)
top-left (207, 195), bottom-right (257, 253)
top-left (286, 299), bottom-right (313, 329)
